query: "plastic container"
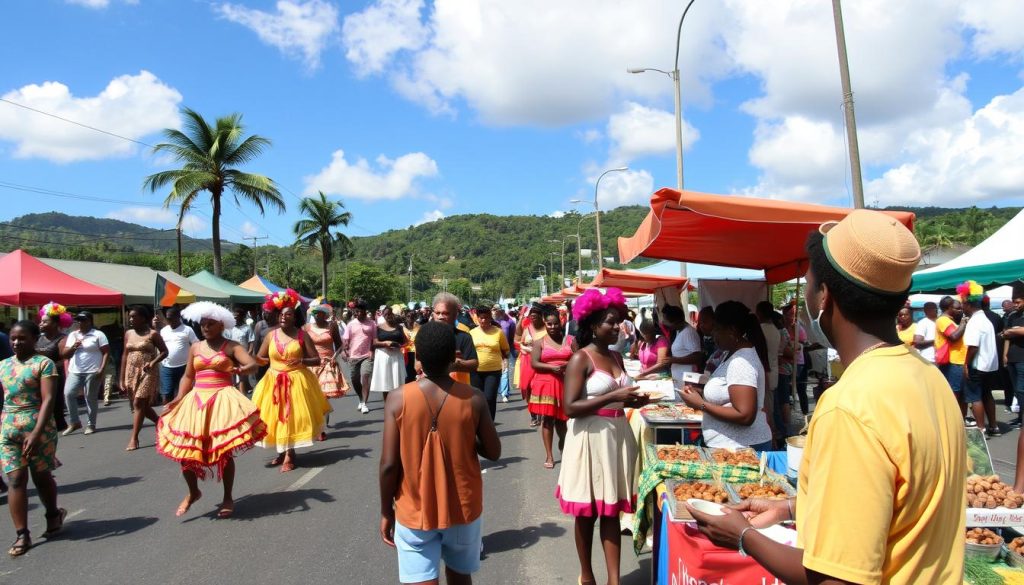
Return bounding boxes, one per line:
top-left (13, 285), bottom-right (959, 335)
top-left (786, 435), bottom-right (806, 478)
top-left (1004, 544), bottom-right (1024, 568)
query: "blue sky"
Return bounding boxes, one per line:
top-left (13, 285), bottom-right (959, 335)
top-left (1, 0), bottom-right (1022, 250)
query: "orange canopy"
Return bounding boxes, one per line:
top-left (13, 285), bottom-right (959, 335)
top-left (541, 293), bottom-right (567, 304)
top-left (559, 283), bottom-right (592, 297)
top-left (617, 189), bottom-right (915, 284)
top-left (589, 267), bottom-right (692, 294)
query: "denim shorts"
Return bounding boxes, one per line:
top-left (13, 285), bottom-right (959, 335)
top-left (940, 363), bottom-right (964, 395)
top-left (394, 516), bottom-right (481, 582)
top-left (160, 364), bottom-right (187, 399)
top-left (964, 370), bottom-right (996, 404)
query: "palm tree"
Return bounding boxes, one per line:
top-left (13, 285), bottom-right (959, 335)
top-left (293, 191), bottom-right (353, 298)
top-left (143, 107), bottom-right (285, 276)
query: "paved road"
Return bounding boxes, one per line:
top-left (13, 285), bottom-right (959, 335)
top-left (0, 394), bottom-right (650, 585)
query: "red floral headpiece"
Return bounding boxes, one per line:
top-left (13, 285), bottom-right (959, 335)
top-left (263, 288), bottom-right (300, 312)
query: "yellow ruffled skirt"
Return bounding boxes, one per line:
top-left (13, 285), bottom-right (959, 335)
top-left (251, 366), bottom-right (332, 453)
top-left (156, 385), bottom-right (267, 480)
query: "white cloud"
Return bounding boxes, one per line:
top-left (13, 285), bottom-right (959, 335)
top-left (107, 206), bottom-right (207, 233)
top-left (578, 129), bottom-right (602, 145)
top-left (65, 0), bottom-right (137, 8)
top-left (342, 0), bottom-right (733, 126)
top-left (589, 168), bottom-right (655, 208)
top-left (303, 149), bottom-right (439, 200)
top-left (549, 211), bottom-right (566, 219)
top-left (342, 0), bottom-right (429, 76)
top-left (217, 0), bottom-right (339, 70)
top-left (960, 1), bottom-right (1024, 58)
top-left (415, 209), bottom-right (444, 226)
top-left (240, 221), bottom-right (260, 238)
top-left (606, 102), bottom-right (698, 165)
top-left (0, 71), bottom-right (181, 163)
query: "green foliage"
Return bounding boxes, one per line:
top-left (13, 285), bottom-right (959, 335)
top-left (446, 278), bottom-right (474, 305)
top-left (143, 107), bottom-right (284, 276)
top-left (328, 262), bottom-right (400, 308)
top-left (293, 191), bottom-right (352, 298)
top-left (887, 205), bottom-right (1022, 249)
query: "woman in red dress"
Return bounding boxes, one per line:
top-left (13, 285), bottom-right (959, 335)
top-left (528, 307), bottom-right (575, 468)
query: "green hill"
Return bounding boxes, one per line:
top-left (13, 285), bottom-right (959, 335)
top-left (0, 204), bottom-right (1018, 306)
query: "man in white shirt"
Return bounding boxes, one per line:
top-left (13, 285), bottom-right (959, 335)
top-left (964, 289), bottom-right (1000, 436)
top-left (660, 305), bottom-right (702, 385)
top-left (913, 301), bottom-right (938, 363)
top-left (60, 311), bottom-right (109, 435)
top-left (225, 306), bottom-right (254, 392)
top-left (159, 306), bottom-right (199, 404)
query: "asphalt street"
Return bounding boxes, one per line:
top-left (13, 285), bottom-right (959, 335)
top-left (0, 394), bottom-right (651, 585)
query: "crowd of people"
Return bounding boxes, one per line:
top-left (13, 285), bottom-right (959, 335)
top-left (1, 209), bottom-right (1022, 584)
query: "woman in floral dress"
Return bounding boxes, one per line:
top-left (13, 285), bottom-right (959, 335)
top-left (1, 320), bottom-right (66, 556)
top-left (122, 305), bottom-right (168, 451)
top-left (304, 304), bottom-right (347, 441)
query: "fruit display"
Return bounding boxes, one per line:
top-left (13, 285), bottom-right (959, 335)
top-left (736, 483), bottom-right (790, 500)
top-left (656, 446), bottom-right (703, 463)
top-left (1010, 537), bottom-right (1024, 556)
top-left (966, 475), bottom-right (1024, 509)
top-left (672, 481), bottom-right (729, 504)
top-left (709, 448), bottom-right (760, 467)
top-left (965, 527), bottom-right (1003, 546)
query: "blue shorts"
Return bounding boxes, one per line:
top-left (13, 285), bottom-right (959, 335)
top-left (395, 517), bottom-right (482, 583)
top-left (941, 363), bottom-right (964, 395)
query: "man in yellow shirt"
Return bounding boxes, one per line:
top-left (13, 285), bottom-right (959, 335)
top-left (689, 210), bottom-right (966, 584)
top-left (936, 295), bottom-right (970, 422)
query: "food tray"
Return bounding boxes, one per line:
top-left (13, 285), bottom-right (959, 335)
top-left (650, 443), bottom-right (706, 465)
top-left (706, 447), bottom-right (761, 469)
top-left (640, 403), bottom-right (703, 425)
top-left (727, 479), bottom-right (797, 502)
top-left (665, 478), bottom-right (735, 521)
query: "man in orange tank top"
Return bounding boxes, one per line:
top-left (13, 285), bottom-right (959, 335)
top-left (380, 321), bottom-right (501, 585)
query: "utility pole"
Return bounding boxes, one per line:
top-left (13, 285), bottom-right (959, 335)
top-left (175, 225), bottom-right (183, 274)
top-left (408, 254), bottom-right (414, 304)
top-left (243, 235), bottom-right (268, 275)
top-left (832, 0), bottom-right (865, 208)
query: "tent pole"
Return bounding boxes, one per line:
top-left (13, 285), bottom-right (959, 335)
top-left (793, 277), bottom-right (801, 414)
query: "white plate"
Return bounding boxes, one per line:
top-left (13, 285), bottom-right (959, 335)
top-left (757, 524), bottom-right (797, 546)
top-left (686, 499), bottom-right (726, 516)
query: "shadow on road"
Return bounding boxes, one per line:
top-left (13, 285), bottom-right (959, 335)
top-left (58, 476), bottom-right (144, 495)
top-left (330, 418), bottom-right (379, 429)
top-left (481, 521), bottom-right (566, 556)
top-left (61, 516), bottom-right (159, 541)
top-left (227, 488), bottom-right (336, 520)
top-left (327, 428), bottom-right (378, 440)
top-left (621, 556), bottom-right (653, 585)
top-left (301, 447), bottom-right (373, 467)
top-left (498, 428), bottom-right (535, 438)
top-left (481, 456), bottom-right (527, 471)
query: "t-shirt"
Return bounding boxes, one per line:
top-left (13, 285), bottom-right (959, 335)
top-left (160, 324), bottom-right (198, 368)
top-left (638, 337), bottom-right (669, 370)
top-left (760, 323), bottom-right (781, 390)
top-left (896, 323), bottom-right (916, 346)
top-left (701, 348), bottom-right (772, 449)
top-left (964, 313), bottom-right (998, 373)
top-left (796, 345), bottom-right (966, 584)
top-left (790, 323), bottom-right (808, 365)
top-left (778, 327), bottom-right (793, 376)
top-left (670, 325), bottom-right (701, 383)
top-left (1007, 310), bottom-right (1024, 364)
top-left (470, 326), bottom-right (509, 373)
top-left (914, 317), bottom-right (937, 362)
top-left (935, 314), bottom-right (967, 365)
top-left (66, 329), bottom-right (110, 374)
top-left (451, 329), bottom-right (478, 384)
top-left (495, 317), bottom-right (517, 354)
top-left (225, 324), bottom-right (253, 349)
top-left (343, 318), bottom-right (377, 360)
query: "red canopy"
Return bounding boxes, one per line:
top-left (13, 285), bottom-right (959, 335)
top-left (589, 267), bottom-right (692, 294)
top-left (617, 189), bottom-right (915, 284)
top-left (559, 283), bottom-right (592, 297)
top-left (0, 250), bottom-right (124, 306)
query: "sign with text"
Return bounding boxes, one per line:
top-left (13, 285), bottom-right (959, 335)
top-left (665, 521), bottom-right (786, 585)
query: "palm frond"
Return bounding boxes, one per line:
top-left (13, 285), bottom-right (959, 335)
top-left (179, 108), bottom-right (215, 153)
top-left (224, 171), bottom-right (285, 215)
top-left (223, 134), bottom-right (272, 167)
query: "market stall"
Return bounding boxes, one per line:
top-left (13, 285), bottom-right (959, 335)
top-left (238, 273), bottom-right (313, 302)
top-left (188, 270), bottom-right (266, 304)
top-left (617, 189), bottom-right (915, 584)
top-left (0, 249), bottom-right (123, 308)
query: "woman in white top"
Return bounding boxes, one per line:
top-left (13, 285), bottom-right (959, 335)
top-left (679, 301), bottom-right (773, 450)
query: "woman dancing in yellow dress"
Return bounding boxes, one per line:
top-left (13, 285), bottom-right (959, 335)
top-left (156, 302), bottom-right (267, 519)
top-left (251, 290), bottom-right (332, 473)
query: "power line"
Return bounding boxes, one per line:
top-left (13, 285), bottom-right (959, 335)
top-left (0, 97), bottom-right (156, 148)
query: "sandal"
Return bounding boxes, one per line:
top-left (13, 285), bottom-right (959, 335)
top-left (217, 502), bottom-right (234, 519)
top-left (280, 459), bottom-right (296, 473)
top-left (543, 461), bottom-right (555, 469)
top-left (266, 454), bottom-right (284, 467)
top-left (42, 508), bottom-right (67, 538)
top-left (8, 529), bottom-right (30, 557)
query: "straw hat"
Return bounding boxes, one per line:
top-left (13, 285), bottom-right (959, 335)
top-left (818, 209), bottom-right (921, 294)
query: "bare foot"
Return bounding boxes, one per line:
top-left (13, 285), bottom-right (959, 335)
top-left (176, 490), bottom-right (202, 517)
top-left (543, 459), bottom-right (555, 469)
top-left (125, 440), bottom-right (139, 451)
top-left (266, 454), bottom-right (284, 467)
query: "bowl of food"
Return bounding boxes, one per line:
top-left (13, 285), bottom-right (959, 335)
top-left (965, 475), bottom-right (1024, 509)
top-left (666, 479), bottom-right (731, 521)
top-left (1005, 536), bottom-right (1024, 568)
top-left (965, 528), bottom-right (1003, 560)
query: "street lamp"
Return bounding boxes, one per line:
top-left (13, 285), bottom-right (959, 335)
top-left (571, 166), bottom-right (628, 271)
top-left (564, 234), bottom-right (581, 284)
top-left (548, 239), bottom-right (566, 288)
top-left (627, 0), bottom-right (695, 193)
top-left (536, 263), bottom-right (548, 297)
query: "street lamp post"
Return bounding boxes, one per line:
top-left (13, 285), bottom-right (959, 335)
top-left (536, 264), bottom-right (548, 297)
top-left (548, 239), bottom-right (566, 288)
top-left (565, 233), bottom-right (582, 283)
top-left (572, 167), bottom-right (628, 272)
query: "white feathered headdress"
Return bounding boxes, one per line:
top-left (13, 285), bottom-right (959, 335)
top-left (180, 302), bottom-right (235, 330)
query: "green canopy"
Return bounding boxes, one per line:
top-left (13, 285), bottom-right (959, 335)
top-left (188, 270), bottom-right (267, 304)
top-left (910, 258), bottom-right (1024, 294)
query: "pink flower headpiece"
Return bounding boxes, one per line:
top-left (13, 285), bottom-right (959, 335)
top-left (39, 302), bottom-right (73, 328)
top-left (572, 287), bottom-right (627, 322)
top-left (263, 288), bottom-right (301, 312)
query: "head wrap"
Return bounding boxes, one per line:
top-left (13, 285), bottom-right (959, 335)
top-left (262, 288), bottom-right (300, 312)
top-left (181, 302), bottom-right (235, 330)
top-left (391, 304), bottom-right (405, 315)
top-left (957, 280), bottom-right (985, 305)
top-left (39, 302), bottom-right (73, 328)
top-left (310, 303), bottom-right (333, 316)
top-left (572, 288), bottom-right (627, 322)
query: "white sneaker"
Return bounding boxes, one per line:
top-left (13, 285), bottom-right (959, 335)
top-left (501, 396), bottom-right (509, 403)
top-left (83, 426), bottom-right (95, 435)
top-left (360, 404), bottom-right (370, 414)
top-left (357, 402), bottom-right (364, 412)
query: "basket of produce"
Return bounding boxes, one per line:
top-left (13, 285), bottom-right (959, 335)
top-left (665, 478), bottom-right (733, 521)
top-left (966, 475), bottom-right (1024, 510)
top-left (1006, 537), bottom-right (1024, 568)
top-left (966, 528), bottom-right (1003, 561)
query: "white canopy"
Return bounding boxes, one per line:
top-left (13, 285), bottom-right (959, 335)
top-left (916, 209), bottom-right (1024, 274)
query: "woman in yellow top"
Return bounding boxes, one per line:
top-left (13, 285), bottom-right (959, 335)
top-left (896, 307), bottom-right (916, 346)
top-left (471, 306), bottom-right (509, 422)
top-left (402, 310), bottom-right (420, 383)
top-left (251, 292), bottom-right (332, 473)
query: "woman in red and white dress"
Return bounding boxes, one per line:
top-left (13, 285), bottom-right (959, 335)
top-left (304, 304), bottom-right (347, 441)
